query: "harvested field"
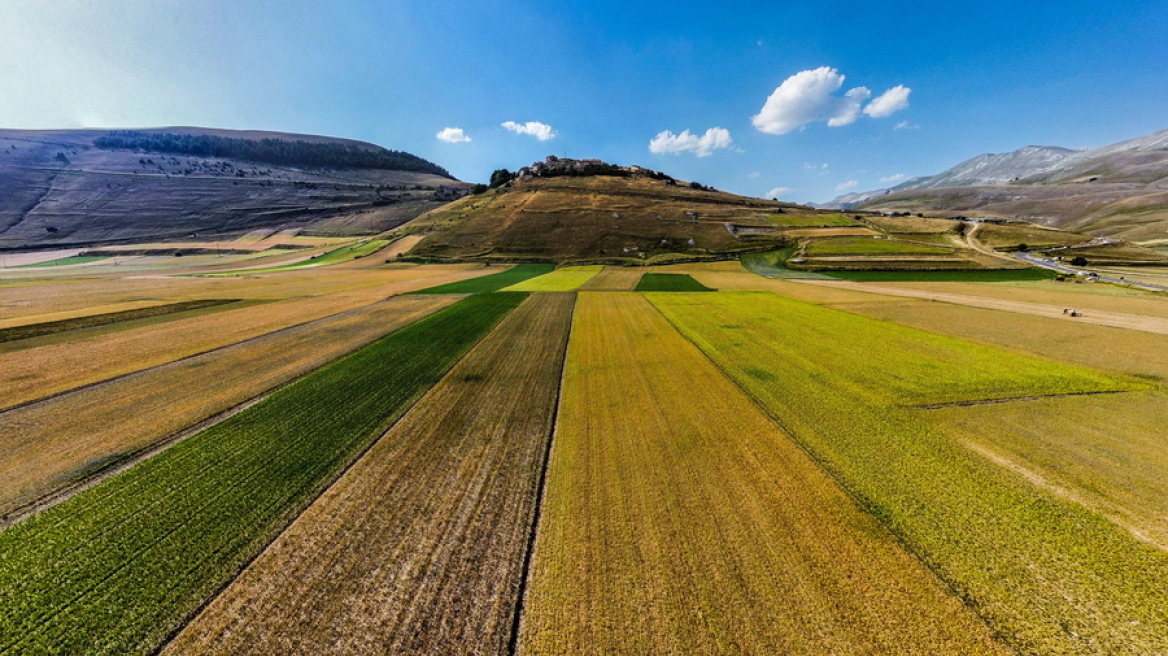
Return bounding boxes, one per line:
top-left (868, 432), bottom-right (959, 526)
top-left (651, 292), bottom-right (1168, 654)
top-left (166, 293), bottom-right (574, 656)
top-left (502, 265), bottom-right (602, 292)
top-left (0, 293), bottom-right (524, 656)
top-left (0, 294), bottom-right (457, 520)
top-left (519, 292), bottom-right (1008, 655)
top-left (873, 279), bottom-right (1168, 319)
top-left (0, 299), bottom-right (239, 346)
top-left (577, 266), bottom-right (642, 291)
top-left (863, 215), bottom-right (961, 233)
top-left (824, 269), bottom-right (1055, 282)
top-left (414, 263), bottom-right (553, 294)
top-left (633, 273), bottom-right (713, 291)
top-left (926, 391), bottom-right (1168, 549)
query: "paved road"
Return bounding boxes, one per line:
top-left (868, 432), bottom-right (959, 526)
top-left (1014, 253), bottom-right (1168, 292)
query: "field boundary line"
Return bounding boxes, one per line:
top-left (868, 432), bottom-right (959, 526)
top-left (0, 296), bottom-right (455, 528)
top-left (644, 297), bottom-right (1023, 654)
top-left (149, 292), bottom-right (528, 656)
top-left (0, 294), bottom-right (407, 416)
top-left (506, 292), bottom-right (575, 656)
top-left (913, 389), bottom-right (1132, 409)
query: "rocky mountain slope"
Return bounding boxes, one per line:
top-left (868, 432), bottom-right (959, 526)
top-left (0, 127), bottom-right (466, 250)
top-left (820, 128), bottom-right (1168, 242)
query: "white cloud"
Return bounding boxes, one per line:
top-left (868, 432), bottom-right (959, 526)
top-left (766, 186), bottom-right (793, 199)
top-left (501, 121), bottom-right (557, 141)
top-left (435, 127), bottom-right (471, 143)
top-left (748, 171), bottom-right (760, 179)
top-left (827, 86), bottom-right (871, 127)
top-left (894, 120), bottom-right (919, 130)
top-left (648, 127), bottom-right (734, 157)
top-left (879, 173), bottom-right (906, 183)
top-left (864, 85), bottom-right (912, 118)
top-left (752, 67), bottom-right (885, 135)
top-left (835, 179), bottom-right (859, 192)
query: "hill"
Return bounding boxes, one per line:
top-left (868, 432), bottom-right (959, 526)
top-left (399, 158), bottom-right (797, 263)
top-left (0, 127), bottom-right (466, 250)
top-left (818, 128), bottom-right (1168, 242)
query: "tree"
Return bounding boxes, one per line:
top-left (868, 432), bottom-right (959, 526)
top-left (1071, 256), bottom-right (1088, 266)
top-left (489, 169), bottom-right (513, 188)
top-left (1017, 243), bottom-right (1029, 252)
top-left (470, 183), bottom-right (489, 195)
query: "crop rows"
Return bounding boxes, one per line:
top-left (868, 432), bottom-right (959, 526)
top-left (0, 292), bottom-right (525, 655)
top-left (166, 292), bottom-right (574, 655)
top-left (649, 291), bottom-right (1168, 654)
top-left (414, 263), bottom-right (554, 293)
top-left (519, 292), bottom-right (1007, 654)
top-left (0, 299), bottom-right (239, 345)
top-left (0, 295), bottom-right (457, 519)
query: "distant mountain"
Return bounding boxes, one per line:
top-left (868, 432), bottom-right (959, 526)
top-left (0, 127), bottom-right (465, 250)
top-left (818, 128), bottom-right (1168, 241)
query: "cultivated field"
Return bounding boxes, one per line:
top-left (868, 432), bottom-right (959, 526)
top-left (650, 292), bottom-right (1168, 654)
top-left (0, 295), bottom-right (457, 520)
top-left (519, 292), bottom-right (1008, 654)
top-left (502, 265), bottom-right (603, 292)
top-left (166, 293), bottom-right (574, 655)
top-left (577, 266), bottom-right (643, 290)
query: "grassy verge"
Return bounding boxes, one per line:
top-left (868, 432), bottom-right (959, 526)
top-left (825, 268), bottom-right (1058, 282)
top-left (0, 293), bottom-right (526, 656)
top-left (0, 300), bottom-right (239, 344)
top-left (649, 292), bottom-right (1168, 655)
top-left (413, 263), bottom-right (554, 293)
top-left (17, 255), bottom-right (108, 268)
top-left (740, 249), bottom-right (835, 280)
top-left (634, 273), bottom-right (714, 291)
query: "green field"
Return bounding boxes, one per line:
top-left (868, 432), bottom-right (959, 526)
top-left (0, 299), bottom-right (240, 344)
top-left (18, 255), bottom-right (109, 268)
top-left (0, 292), bottom-right (525, 655)
top-left (502, 265), bottom-right (602, 291)
top-left (763, 213), bottom-right (860, 227)
top-left (825, 268), bottom-right (1058, 282)
top-left (806, 237), bottom-right (953, 256)
top-left (413, 263), bottom-right (554, 293)
top-left (648, 292), bottom-right (1168, 654)
top-left (634, 273), bottom-right (713, 291)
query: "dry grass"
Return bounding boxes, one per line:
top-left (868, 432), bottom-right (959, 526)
top-left (165, 293), bottom-right (574, 656)
top-left (863, 215), bottom-right (962, 233)
top-left (975, 222), bottom-right (1092, 250)
top-left (0, 295), bottom-right (456, 519)
top-left (518, 292), bottom-right (1008, 655)
top-left (864, 279), bottom-right (1168, 319)
top-left (577, 266), bottom-right (643, 290)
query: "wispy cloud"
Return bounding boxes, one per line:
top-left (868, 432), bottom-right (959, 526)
top-left (748, 171), bottom-right (760, 178)
top-left (766, 186), bottom-right (792, 199)
top-left (435, 127), bottom-right (471, 143)
top-left (879, 173), bottom-right (906, 183)
top-left (835, 179), bottom-right (859, 192)
top-left (864, 85), bottom-right (911, 118)
top-left (894, 120), bottom-right (919, 130)
top-left (648, 127), bottom-right (733, 157)
top-left (502, 121), bottom-right (557, 141)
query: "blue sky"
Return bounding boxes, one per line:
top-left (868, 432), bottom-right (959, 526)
top-left (1, 1), bottom-right (1165, 203)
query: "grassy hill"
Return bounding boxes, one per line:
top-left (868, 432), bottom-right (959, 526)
top-left (0, 128), bottom-right (467, 251)
top-left (398, 171), bottom-right (798, 263)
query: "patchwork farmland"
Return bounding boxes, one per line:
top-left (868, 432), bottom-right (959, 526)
top-left (2, 251), bottom-right (1168, 655)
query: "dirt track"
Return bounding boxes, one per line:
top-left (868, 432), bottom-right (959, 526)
top-left (794, 280), bottom-right (1168, 336)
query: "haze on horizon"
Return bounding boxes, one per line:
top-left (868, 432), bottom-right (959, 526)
top-left (1, 0), bottom-right (1165, 204)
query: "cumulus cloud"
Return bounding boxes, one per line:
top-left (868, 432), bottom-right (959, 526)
top-left (879, 173), bottom-right (906, 183)
top-left (648, 127), bottom-right (734, 157)
top-left (766, 186), bottom-right (793, 199)
top-left (753, 68), bottom-right (912, 134)
top-left (835, 179), bottom-right (859, 192)
top-left (864, 85), bottom-right (911, 118)
top-left (502, 121), bottom-right (557, 141)
top-left (435, 127), bottom-right (471, 143)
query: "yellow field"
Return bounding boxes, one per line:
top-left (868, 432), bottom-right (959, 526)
top-left (502, 265), bottom-right (602, 291)
top-left (519, 292), bottom-right (1008, 655)
top-left (0, 267), bottom-right (487, 410)
top-left (0, 295), bottom-right (456, 520)
top-left (577, 266), bottom-right (642, 290)
top-left (166, 293), bottom-right (574, 655)
top-left (926, 390), bottom-right (1168, 549)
